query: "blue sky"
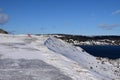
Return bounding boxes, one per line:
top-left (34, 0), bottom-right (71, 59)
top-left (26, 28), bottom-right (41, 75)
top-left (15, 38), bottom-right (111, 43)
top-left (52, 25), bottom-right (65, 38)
top-left (0, 0), bottom-right (120, 35)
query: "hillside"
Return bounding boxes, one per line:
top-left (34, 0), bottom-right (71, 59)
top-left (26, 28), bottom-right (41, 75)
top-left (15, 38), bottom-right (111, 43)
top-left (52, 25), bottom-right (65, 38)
top-left (44, 34), bottom-right (120, 45)
top-left (0, 34), bottom-right (119, 80)
top-left (0, 29), bottom-right (8, 34)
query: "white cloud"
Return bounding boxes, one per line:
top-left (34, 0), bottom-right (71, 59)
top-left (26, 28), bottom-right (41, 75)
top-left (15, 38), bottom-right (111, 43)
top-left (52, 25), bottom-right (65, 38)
top-left (0, 13), bottom-right (9, 24)
top-left (112, 10), bottom-right (120, 15)
top-left (98, 24), bottom-right (119, 30)
top-left (0, 8), bottom-right (3, 12)
top-left (0, 8), bottom-right (9, 24)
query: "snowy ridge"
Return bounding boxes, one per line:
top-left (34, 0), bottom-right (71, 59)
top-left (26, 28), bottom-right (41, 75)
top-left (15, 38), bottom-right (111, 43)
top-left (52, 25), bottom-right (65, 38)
top-left (45, 37), bottom-right (120, 80)
top-left (0, 34), bottom-right (119, 80)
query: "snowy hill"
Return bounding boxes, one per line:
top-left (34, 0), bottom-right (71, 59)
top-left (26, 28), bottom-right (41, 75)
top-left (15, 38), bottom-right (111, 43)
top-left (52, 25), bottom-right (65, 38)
top-left (45, 34), bottom-right (120, 45)
top-left (0, 34), bottom-right (119, 80)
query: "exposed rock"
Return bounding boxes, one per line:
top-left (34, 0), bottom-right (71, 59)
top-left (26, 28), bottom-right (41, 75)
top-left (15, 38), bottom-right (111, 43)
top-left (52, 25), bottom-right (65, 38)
top-left (0, 28), bottom-right (8, 34)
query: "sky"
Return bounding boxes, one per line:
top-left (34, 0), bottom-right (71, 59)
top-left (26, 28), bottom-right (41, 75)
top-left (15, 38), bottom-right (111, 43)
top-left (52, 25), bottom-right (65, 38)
top-left (0, 0), bottom-right (120, 35)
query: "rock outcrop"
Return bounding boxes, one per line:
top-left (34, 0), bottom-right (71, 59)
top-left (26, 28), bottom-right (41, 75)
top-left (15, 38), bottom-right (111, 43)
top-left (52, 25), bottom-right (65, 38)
top-left (0, 28), bottom-right (8, 34)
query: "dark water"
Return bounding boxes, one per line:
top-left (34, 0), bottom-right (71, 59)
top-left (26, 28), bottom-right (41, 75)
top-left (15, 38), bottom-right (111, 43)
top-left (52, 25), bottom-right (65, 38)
top-left (80, 45), bottom-right (120, 59)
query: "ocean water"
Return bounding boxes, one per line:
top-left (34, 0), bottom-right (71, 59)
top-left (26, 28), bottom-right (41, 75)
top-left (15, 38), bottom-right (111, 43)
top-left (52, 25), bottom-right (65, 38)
top-left (80, 45), bottom-right (120, 59)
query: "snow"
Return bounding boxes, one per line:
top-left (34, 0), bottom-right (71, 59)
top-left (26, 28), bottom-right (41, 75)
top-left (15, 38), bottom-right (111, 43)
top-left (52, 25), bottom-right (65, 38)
top-left (0, 34), bottom-right (119, 80)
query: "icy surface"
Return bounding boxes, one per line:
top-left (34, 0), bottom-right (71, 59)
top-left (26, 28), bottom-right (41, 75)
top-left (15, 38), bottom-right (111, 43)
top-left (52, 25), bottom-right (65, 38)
top-left (0, 34), bottom-right (119, 80)
top-left (0, 59), bottom-right (72, 80)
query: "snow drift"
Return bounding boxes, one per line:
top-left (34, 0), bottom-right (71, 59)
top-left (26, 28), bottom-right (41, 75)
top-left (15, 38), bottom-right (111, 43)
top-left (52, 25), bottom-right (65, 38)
top-left (0, 34), bottom-right (119, 80)
top-left (45, 37), bottom-right (120, 80)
